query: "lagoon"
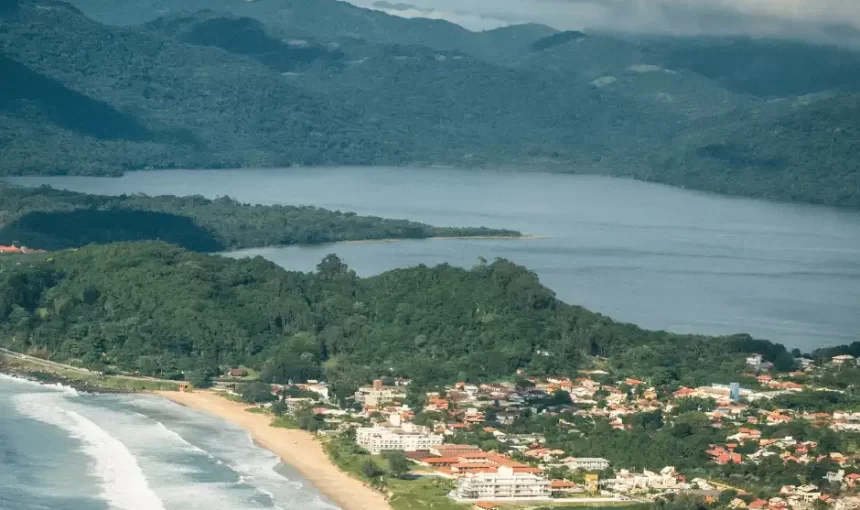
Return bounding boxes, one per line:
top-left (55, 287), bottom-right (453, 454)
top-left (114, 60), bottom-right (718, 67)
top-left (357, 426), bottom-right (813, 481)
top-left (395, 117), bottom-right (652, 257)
top-left (8, 167), bottom-right (860, 351)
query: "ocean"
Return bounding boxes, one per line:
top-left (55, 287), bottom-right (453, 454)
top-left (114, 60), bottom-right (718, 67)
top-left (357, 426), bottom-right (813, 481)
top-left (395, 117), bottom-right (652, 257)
top-left (0, 375), bottom-right (340, 510)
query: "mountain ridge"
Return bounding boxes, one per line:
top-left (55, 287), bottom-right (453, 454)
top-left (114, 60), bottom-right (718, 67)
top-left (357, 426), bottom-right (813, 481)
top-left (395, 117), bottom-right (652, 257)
top-left (1, 0), bottom-right (858, 206)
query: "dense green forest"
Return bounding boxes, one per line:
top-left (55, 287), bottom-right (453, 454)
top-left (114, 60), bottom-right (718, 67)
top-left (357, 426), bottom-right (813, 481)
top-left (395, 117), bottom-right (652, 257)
top-left (0, 242), bottom-right (792, 398)
top-left (0, 0), bottom-right (858, 206)
top-left (0, 185), bottom-right (517, 251)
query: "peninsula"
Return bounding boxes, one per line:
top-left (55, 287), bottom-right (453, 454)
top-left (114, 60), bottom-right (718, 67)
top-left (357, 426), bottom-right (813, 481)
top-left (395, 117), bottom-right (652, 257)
top-left (0, 184), bottom-right (521, 252)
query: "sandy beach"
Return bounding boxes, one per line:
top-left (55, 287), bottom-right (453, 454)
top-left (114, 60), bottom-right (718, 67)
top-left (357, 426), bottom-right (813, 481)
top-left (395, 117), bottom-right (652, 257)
top-left (157, 390), bottom-right (392, 510)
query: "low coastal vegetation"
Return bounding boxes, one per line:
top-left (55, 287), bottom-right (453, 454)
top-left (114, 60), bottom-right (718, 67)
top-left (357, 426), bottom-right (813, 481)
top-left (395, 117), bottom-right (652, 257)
top-left (0, 184), bottom-right (519, 251)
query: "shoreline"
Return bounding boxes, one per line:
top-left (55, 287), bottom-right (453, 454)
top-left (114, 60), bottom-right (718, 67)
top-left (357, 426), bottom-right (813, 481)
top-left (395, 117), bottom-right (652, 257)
top-left (225, 234), bottom-right (544, 253)
top-left (156, 390), bottom-right (392, 510)
top-left (334, 234), bottom-right (543, 245)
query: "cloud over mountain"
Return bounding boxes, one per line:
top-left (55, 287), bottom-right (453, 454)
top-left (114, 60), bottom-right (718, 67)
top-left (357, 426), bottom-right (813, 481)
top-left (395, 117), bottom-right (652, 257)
top-left (362, 0), bottom-right (860, 46)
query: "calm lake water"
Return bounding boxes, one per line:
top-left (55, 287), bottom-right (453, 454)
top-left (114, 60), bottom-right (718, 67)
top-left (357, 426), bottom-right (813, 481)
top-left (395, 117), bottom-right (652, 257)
top-left (8, 167), bottom-right (860, 351)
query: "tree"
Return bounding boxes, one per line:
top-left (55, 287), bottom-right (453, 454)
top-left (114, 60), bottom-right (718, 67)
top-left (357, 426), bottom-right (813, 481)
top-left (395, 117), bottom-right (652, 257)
top-left (189, 370), bottom-right (213, 388)
top-left (270, 400), bottom-right (288, 416)
top-left (361, 459), bottom-right (384, 479)
top-left (549, 390), bottom-right (572, 407)
top-left (773, 351), bottom-right (797, 372)
top-left (240, 382), bottom-right (276, 403)
top-left (295, 409), bottom-right (323, 431)
top-left (384, 451), bottom-right (411, 478)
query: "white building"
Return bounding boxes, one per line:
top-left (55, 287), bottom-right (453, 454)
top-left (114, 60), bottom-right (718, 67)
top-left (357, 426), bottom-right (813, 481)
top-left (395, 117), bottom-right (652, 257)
top-left (562, 457), bottom-right (611, 471)
top-left (356, 424), bottom-right (443, 455)
top-left (452, 466), bottom-right (551, 501)
top-left (746, 354), bottom-right (763, 368)
top-left (604, 467), bottom-right (678, 492)
top-left (832, 355), bottom-right (856, 366)
top-left (354, 379), bottom-right (407, 407)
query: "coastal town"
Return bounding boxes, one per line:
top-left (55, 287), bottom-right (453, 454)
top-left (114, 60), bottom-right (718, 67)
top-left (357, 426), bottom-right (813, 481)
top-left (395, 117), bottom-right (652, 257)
top-left (211, 351), bottom-right (860, 510)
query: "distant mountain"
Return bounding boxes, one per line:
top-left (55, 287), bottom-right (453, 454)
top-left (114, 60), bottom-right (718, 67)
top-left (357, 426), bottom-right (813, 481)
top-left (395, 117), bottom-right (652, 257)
top-left (647, 93), bottom-right (860, 207)
top-left (143, 12), bottom-right (347, 73)
top-left (0, 0), bottom-right (396, 173)
top-left (1, 0), bottom-right (859, 206)
top-left (143, 10), bottom-right (729, 166)
top-left (524, 31), bottom-right (860, 98)
top-left (645, 37), bottom-right (860, 97)
top-left (67, 0), bottom-right (484, 50)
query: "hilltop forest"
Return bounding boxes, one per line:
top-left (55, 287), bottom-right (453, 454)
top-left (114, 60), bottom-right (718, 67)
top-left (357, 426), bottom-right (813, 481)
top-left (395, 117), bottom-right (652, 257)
top-left (0, 242), bottom-right (794, 398)
top-left (0, 185), bottom-right (517, 251)
top-left (0, 0), bottom-right (857, 207)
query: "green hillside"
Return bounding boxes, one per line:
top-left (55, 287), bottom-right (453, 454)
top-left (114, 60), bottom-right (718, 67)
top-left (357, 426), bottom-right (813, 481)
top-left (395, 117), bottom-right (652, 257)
top-left (0, 242), bottom-right (791, 396)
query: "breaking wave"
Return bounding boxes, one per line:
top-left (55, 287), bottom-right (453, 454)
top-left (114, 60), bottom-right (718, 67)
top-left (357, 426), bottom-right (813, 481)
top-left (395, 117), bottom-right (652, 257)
top-left (14, 393), bottom-right (166, 510)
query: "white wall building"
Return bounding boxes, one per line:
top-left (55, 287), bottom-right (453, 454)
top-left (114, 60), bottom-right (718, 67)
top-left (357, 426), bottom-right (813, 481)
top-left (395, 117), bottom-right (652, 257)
top-left (354, 379), bottom-right (407, 407)
top-left (746, 354), bottom-right (763, 368)
top-left (452, 466), bottom-right (551, 501)
top-left (604, 467), bottom-right (678, 492)
top-left (356, 425), bottom-right (443, 455)
top-left (563, 457), bottom-right (611, 471)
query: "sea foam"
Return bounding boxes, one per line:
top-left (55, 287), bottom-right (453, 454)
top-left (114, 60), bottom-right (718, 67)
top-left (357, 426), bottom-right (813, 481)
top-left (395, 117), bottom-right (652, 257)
top-left (14, 393), bottom-right (166, 510)
top-left (0, 373), bottom-right (79, 395)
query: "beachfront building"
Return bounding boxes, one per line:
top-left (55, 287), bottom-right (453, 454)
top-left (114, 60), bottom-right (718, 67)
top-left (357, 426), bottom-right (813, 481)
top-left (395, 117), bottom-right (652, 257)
top-left (354, 379), bottom-right (407, 408)
top-left (356, 424), bottom-right (443, 454)
top-left (452, 466), bottom-right (551, 501)
top-left (562, 457), bottom-right (610, 471)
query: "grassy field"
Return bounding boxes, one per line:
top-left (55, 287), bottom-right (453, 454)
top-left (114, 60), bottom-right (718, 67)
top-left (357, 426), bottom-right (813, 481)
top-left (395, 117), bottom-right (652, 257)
top-left (388, 478), bottom-right (463, 510)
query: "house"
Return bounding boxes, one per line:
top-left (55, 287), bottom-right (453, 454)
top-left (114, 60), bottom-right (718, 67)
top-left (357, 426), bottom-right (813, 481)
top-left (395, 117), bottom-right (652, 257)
top-left (0, 245), bottom-right (23, 254)
top-left (716, 453), bottom-right (743, 465)
top-left (300, 382), bottom-right (330, 401)
top-left (524, 448), bottom-right (564, 462)
top-left (830, 452), bottom-right (848, 465)
top-left (832, 355), bottom-right (855, 366)
top-left (780, 485), bottom-right (821, 503)
top-left (550, 480), bottom-right (580, 495)
top-left (355, 379), bottom-right (407, 407)
top-left (674, 387), bottom-right (696, 398)
top-left (728, 498), bottom-right (748, 509)
top-left (473, 503), bottom-right (500, 510)
top-left (748, 499), bottom-right (768, 509)
top-left (747, 354), bottom-right (763, 368)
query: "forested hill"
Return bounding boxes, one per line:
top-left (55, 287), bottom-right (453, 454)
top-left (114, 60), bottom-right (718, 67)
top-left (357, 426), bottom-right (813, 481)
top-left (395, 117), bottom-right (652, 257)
top-left (1, 0), bottom-right (858, 206)
top-left (0, 242), bottom-right (793, 397)
top-left (0, 185), bottom-right (519, 251)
